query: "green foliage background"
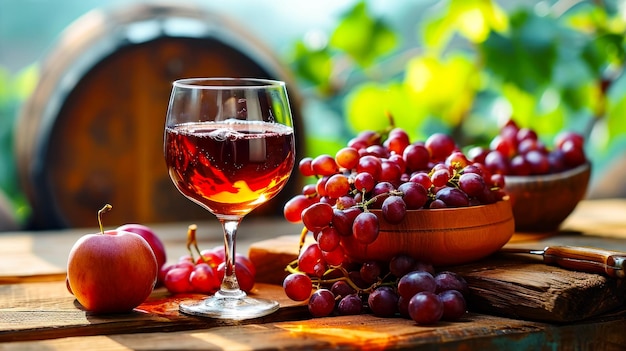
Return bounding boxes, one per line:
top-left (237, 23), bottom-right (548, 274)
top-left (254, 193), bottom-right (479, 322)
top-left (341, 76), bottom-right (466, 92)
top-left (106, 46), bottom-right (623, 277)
top-left (288, 0), bottom-right (626, 179)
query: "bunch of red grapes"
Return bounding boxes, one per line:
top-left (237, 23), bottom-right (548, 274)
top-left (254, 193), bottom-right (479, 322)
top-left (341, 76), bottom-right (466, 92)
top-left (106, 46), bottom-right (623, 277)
top-left (468, 119), bottom-right (587, 176)
top-left (160, 245), bottom-right (256, 295)
top-left (284, 254), bottom-right (469, 324)
top-left (281, 126), bottom-right (510, 323)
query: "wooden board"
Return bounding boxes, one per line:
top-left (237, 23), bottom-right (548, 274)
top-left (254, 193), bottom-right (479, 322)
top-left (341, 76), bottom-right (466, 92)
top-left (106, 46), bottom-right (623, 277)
top-left (249, 235), bottom-right (626, 323)
top-left (2, 310), bottom-right (626, 350)
top-left (0, 280), bottom-right (307, 343)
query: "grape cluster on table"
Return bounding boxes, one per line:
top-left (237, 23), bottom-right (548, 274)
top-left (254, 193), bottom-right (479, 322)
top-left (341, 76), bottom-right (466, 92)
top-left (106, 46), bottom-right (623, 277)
top-left (285, 254), bottom-right (469, 324)
top-left (281, 120), bottom-right (587, 324)
top-left (160, 246), bottom-right (256, 295)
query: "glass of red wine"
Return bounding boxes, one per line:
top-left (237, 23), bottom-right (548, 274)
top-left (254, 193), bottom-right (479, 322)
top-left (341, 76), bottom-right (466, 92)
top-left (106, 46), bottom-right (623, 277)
top-left (164, 78), bottom-right (296, 319)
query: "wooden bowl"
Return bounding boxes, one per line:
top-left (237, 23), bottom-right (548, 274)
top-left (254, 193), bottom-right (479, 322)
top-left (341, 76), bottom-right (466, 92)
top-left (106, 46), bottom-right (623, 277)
top-left (341, 198), bottom-right (514, 266)
top-left (504, 163), bottom-right (591, 233)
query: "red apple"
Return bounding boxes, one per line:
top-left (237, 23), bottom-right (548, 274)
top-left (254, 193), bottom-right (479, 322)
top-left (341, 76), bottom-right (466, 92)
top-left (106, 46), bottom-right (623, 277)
top-left (117, 223), bottom-right (167, 270)
top-left (67, 229), bottom-right (158, 314)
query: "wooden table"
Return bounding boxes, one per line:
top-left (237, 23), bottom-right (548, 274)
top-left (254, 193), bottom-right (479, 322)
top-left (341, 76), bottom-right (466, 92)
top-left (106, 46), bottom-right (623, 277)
top-left (1, 199), bottom-right (625, 350)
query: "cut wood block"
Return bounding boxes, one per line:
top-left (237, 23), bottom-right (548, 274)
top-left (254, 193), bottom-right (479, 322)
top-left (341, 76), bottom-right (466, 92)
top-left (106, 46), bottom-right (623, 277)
top-left (248, 234), bottom-right (314, 286)
top-left (248, 235), bottom-right (626, 323)
top-left (451, 254), bottom-right (626, 322)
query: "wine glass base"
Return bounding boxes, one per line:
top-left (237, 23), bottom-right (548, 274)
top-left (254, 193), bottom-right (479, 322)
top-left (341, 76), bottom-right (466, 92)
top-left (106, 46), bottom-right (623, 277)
top-left (179, 295), bottom-right (280, 320)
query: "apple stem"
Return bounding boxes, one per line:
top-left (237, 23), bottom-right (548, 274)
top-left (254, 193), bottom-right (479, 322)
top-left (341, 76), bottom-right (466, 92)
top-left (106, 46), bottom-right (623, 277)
top-left (97, 204), bottom-right (113, 234)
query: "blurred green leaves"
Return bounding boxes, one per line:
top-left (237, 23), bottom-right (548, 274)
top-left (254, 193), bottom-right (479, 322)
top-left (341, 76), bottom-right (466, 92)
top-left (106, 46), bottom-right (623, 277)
top-left (0, 63), bottom-right (38, 224)
top-left (330, 2), bottom-right (398, 67)
top-left (287, 0), bottom-right (626, 176)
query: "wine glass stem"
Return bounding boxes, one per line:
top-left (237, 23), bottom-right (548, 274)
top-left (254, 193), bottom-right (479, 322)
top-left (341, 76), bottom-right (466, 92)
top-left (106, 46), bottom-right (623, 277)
top-left (218, 218), bottom-right (245, 299)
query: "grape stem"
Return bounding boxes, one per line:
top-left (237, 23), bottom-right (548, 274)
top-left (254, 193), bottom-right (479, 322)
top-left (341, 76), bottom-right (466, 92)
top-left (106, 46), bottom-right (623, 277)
top-left (285, 259), bottom-right (394, 294)
top-left (185, 224), bottom-right (204, 264)
top-left (360, 190), bottom-right (404, 210)
top-left (298, 226), bottom-right (309, 252)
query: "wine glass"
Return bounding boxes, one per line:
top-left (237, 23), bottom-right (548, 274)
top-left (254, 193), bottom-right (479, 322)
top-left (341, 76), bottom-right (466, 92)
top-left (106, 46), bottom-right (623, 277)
top-left (164, 78), bottom-right (296, 319)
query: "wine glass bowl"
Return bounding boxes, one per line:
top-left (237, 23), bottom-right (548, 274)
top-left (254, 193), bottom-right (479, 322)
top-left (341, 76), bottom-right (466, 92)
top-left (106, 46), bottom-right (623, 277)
top-left (164, 78), bottom-right (296, 319)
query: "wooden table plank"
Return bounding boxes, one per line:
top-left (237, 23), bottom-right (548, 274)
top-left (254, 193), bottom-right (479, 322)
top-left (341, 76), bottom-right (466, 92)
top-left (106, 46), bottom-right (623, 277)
top-left (0, 280), bottom-right (307, 343)
top-left (1, 312), bottom-right (625, 350)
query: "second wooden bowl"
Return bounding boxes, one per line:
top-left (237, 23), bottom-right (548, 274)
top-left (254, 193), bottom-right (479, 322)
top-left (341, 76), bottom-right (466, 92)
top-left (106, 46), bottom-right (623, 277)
top-left (504, 162), bottom-right (591, 233)
top-left (341, 198), bottom-right (514, 266)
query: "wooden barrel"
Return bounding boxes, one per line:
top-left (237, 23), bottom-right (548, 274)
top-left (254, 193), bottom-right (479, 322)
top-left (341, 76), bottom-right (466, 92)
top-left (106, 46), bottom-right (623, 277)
top-left (15, 3), bottom-right (305, 230)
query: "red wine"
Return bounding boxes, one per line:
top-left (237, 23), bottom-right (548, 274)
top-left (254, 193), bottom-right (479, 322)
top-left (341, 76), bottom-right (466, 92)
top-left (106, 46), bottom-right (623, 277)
top-left (165, 121), bottom-right (295, 216)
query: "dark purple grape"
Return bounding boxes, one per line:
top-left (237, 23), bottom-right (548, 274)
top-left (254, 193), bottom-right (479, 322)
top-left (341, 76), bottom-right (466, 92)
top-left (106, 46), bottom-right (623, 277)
top-left (352, 211), bottom-right (379, 244)
top-left (412, 261), bottom-right (435, 276)
top-left (438, 290), bottom-right (467, 321)
top-left (398, 182), bottom-right (428, 209)
top-left (408, 291), bottom-right (444, 325)
top-left (435, 187), bottom-right (469, 207)
top-left (547, 149), bottom-right (566, 173)
top-left (360, 260), bottom-right (382, 284)
top-left (389, 254), bottom-right (416, 278)
top-left (367, 287), bottom-right (398, 317)
top-left (397, 271), bottom-right (436, 299)
top-left (338, 294), bottom-right (363, 315)
top-left (370, 181), bottom-right (395, 208)
top-left (348, 270), bottom-right (370, 290)
top-left (381, 196), bottom-right (406, 224)
top-left (434, 271), bottom-right (469, 295)
top-left (397, 295), bottom-right (410, 318)
top-left (308, 289), bottom-right (335, 317)
top-left (525, 149), bottom-right (550, 175)
top-left (331, 280), bottom-right (356, 299)
top-left (429, 199), bottom-right (447, 209)
top-left (509, 154), bottom-right (531, 175)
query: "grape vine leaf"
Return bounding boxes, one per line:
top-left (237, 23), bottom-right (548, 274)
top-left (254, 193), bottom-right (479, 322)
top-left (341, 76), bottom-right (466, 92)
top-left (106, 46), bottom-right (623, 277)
top-left (329, 1), bottom-right (398, 67)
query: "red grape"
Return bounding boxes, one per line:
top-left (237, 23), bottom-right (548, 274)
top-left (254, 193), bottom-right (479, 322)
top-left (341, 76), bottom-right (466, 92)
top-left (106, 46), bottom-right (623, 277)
top-left (398, 271), bottom-right (436, 299)
top-left (367, 286), bottom-right (398, 317)
top-left (338, 294), bottom-right (363, 315)
top-left (425, 133), bottom-right (456, 161)
top-left (438, 290), bottom-right (467, 321)
top-left (283, 273), bottom-right (313, 301)
top-left (352, 212), bottom-right (379, 244)
top-left (302, 202), bottom-right (334, 231)
top-left (408, 291), bottom-right (444, 325)
top-left (381, 196), bottom-right (407, 224)
top-left (335, 147), bottom-right (360, 170)
top-left (308, 289), bottom-right (336, 317)
top-left (311, 154), bottom-right (338, 176)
